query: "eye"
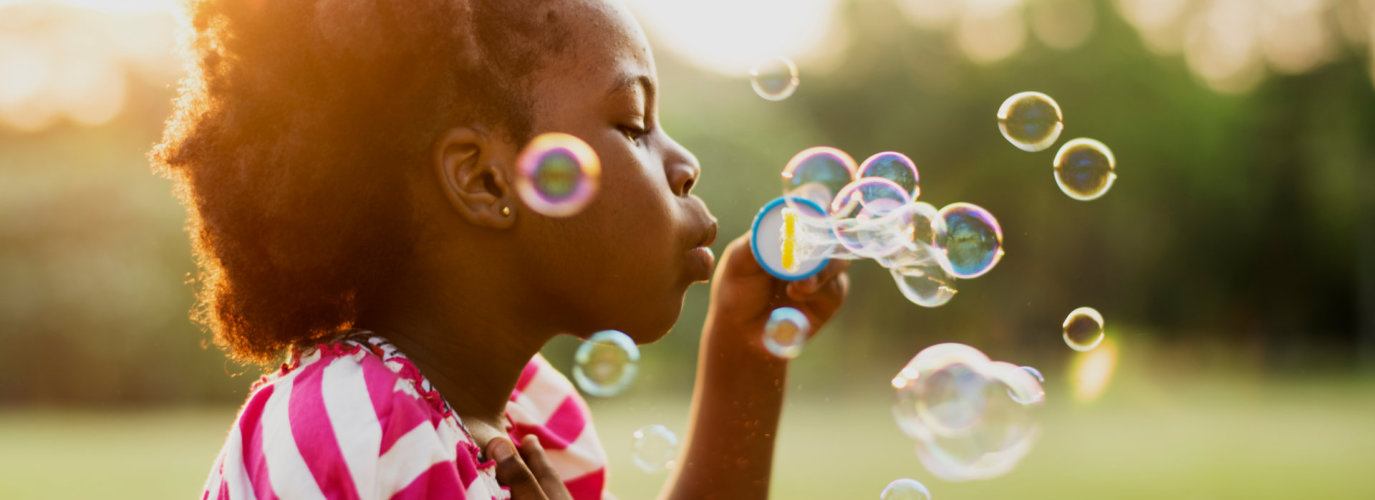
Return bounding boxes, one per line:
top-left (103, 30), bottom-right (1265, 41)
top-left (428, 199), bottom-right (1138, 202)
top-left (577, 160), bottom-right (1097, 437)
top-left (619, 124), bottom-right (648, 143)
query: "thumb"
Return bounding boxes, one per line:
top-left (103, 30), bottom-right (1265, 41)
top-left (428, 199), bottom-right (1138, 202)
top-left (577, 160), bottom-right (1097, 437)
top-left (487, 437), bottom-right (547, 500)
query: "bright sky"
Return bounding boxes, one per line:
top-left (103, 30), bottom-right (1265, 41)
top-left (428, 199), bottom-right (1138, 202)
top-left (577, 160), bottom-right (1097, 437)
top-left (0, 0), bottom-right (175, 12)
top-left (0, 0), bottom-right (844, 76)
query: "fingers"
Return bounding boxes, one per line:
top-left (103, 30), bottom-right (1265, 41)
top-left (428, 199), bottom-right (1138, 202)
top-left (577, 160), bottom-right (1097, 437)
top-left (786, 259), bottom-right (850, 299)
top-left (488, 437), bottom-right (547, 500)
top-left (715, 233), bottom-right (761, 276)
top-left (518, 435), bottom-right (571, 499)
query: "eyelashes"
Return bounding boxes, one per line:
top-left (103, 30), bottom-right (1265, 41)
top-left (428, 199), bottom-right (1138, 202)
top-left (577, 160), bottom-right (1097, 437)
top-left (618, 124), bottom-right (649, 144)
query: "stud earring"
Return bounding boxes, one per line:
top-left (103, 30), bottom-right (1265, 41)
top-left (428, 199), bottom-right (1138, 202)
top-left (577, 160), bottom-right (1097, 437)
top-left (500, 206), bottom-right (511, 217)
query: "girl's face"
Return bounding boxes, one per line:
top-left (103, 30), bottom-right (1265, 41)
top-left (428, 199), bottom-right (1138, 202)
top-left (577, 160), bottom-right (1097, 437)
top-left (507, 1), bottom-right (717, 343)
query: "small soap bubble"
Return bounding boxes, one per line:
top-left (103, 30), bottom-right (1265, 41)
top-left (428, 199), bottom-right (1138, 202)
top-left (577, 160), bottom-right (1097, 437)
top-left (997, 91), bottom-right (1064, 152)
top-left (880, 478), bottom-right (932, 500)
top-left (514, 132), bottom-right (601, 217)
top-left (631, 424), bottom-right (679, 473)
top-left (938, 203), bottom-right (1004, 279)
top-left (749, 57), bottom-right (800, 101)
top-left (1021, 366), bottom-right (1045, 383)
top-left (781, 146), bottom-right (857, 212)
top-left (1062, 306), bottom-right (1105, 352)
top-left (573, 330), bottom-right (639, 397)
top-left (763, 307), bottom-right (810, 359)
top-left (1053, 138), bottom-right (1116, 201)
top-left (858, 151), bottom-right (920, 198)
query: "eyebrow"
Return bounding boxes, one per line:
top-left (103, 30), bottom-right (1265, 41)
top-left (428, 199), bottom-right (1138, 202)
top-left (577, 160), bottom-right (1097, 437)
top-left (607, 73), bottom-right (656, 106)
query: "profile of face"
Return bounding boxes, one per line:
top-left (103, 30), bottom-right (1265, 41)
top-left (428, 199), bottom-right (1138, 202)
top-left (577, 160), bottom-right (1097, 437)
top-left (437, 0), bottom-right (717, 344)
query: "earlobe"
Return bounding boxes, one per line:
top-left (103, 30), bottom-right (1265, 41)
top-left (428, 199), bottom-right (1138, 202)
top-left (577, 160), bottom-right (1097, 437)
top-left (434, 127), bottom-right (517, 229)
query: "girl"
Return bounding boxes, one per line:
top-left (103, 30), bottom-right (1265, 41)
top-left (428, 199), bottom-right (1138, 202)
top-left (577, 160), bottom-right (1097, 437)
top-left (152, 0), bottom-right (850, 498)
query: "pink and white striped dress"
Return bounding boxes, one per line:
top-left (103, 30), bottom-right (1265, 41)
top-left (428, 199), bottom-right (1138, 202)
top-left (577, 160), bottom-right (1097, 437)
top-left (200, 332), bottom-right (610, 499)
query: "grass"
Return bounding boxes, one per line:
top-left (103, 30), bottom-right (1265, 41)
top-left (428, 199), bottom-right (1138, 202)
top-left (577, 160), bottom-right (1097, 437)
top-left (2, 377), bottom-right (1373, 499)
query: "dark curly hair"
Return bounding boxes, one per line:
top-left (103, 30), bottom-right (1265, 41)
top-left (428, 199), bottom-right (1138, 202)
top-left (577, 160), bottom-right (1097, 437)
top-left (150, 0), bottom-right (568, 363)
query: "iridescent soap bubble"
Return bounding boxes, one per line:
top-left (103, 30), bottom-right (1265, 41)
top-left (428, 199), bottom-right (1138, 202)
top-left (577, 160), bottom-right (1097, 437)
top-left (831, 178), bottom-right (914, 258)
top-left (938, 203), bottom-right (1004, 279)
top-left (763, 306), bottom-right (810, 359)
top-left (858, 151), bottom-right (920, 198)
top-left (1052, 138), bottom-right (1116, 201)
top-left (781, 146), bottom-right (857, 213)
top-left (1062, 306), bottom-right (1105, 352)
top-left (572, 330), bottom-right (639, 397)
top-left (631, 424), bottom-right (679, 473)
top-left (880, 478), bottom-right (932, 500)
top-left (831, 177), bottom-right (911, 219)
top-left (514, 132), bottom-right (601, 217)
top-left (749, 57), bottom-right (800, 101)
top-left (1021, 366), bottom-right (1044, 383)
top-left (891, 343), bottom-right (1044, 481)
top-left (888, 246), bottom-right (958, 308)
top-left (997, 91), bottom-right (1064, 152)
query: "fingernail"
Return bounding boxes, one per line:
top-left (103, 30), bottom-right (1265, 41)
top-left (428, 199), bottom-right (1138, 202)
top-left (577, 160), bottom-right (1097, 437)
top-left (491, 438), bottom-right (515, 461)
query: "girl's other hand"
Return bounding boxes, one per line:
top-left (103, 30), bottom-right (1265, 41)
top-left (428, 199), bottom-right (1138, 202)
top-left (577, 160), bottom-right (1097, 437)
top-left (707, 233), bottom-right (850, 356)
top-left (489, 436), bottom-right (572, 500)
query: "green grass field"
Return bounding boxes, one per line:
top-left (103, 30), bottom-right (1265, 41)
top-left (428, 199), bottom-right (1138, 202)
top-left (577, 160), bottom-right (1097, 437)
top-left (2, 376), bottom-right (1373, 499)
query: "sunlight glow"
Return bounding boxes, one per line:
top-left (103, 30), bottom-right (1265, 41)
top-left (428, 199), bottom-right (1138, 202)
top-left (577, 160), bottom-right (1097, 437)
top-left (1070, 336), bottom-right (1119, 403)
top-left (0, 0), bottom-right (176, 13)
top-left (623, 0), bottom-right (845, 77)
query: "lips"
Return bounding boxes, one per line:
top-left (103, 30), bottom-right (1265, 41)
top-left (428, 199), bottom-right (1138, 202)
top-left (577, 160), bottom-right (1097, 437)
top-left (686, 219), bottom-right (719, 281)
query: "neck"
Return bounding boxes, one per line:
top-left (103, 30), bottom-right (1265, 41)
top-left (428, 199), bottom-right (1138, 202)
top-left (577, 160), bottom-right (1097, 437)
top-left (358, 268), bottom-right (553, 435)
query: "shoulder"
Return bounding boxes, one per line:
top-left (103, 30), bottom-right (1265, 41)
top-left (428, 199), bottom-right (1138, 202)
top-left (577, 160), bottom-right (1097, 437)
top-left (206, 337), bottom-right (497, 499)
top-left (507, 354), bottom-right (609, 500)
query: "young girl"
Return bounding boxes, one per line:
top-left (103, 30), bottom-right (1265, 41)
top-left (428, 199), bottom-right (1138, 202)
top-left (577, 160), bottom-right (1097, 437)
top-left (152, 0), bottom-right (849, 498)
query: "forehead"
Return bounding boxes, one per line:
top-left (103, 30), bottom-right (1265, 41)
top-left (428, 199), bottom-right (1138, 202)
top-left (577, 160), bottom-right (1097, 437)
top-left (530, 0), bottom-right (655, 102)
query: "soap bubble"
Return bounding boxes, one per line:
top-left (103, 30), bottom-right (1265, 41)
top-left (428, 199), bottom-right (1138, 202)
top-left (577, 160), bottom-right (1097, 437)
top-left (938, 203), bottom-right (1004, 279)
top-left (831, 177), bottom-right (911, 219)
top-left (902, 202), bottom-right (948, 249)
top-left (888, 246), bottom-right (958, 308)
top-left (858, 151), bottom-right (920, 198)
top-left (781, 146), bottom-right (857, 213)
top-left (1062, 306), bottom-right (1105, 352)
top-left (831, 178), bottom-right (915, 258)
top-left (891, 343), bottom-right (1044, 481)
top-left (514, 132), bottom-right (601, 217)
top-left (1021, 366), bottom-right (1044, 383)
top-left (763, 307), bottom-right (811, 359)
top-left (749, 57), bottom-right (800, 101)
top-left (880, 478), bottom-right (932, 500)
top-left (996, 91), bottom-right (1064, 152)
top-left (631, 424), bottom-right (679, 473)
top-left (1052, 138), bottom-right (1116, 201)
top-left (572, 330), bottom-right (639, 397)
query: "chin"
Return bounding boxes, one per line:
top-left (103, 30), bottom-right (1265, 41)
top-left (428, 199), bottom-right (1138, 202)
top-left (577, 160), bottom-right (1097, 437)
top-left (620, 296), bottom-right (684, 345)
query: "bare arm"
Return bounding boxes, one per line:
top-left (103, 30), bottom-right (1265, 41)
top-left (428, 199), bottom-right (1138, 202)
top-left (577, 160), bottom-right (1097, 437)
top-left (660, 235), bottom-right (849, 499)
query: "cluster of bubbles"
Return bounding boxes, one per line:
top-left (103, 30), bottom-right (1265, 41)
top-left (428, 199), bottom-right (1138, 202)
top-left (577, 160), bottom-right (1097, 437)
top-left (572, 330), bottom-right (639, 398)
top-left (771, 147), bottom-right (1004, 308)
top-left (996, 92), bottom-right (1117, 201)
top-left (749, 57), bottom-right (801, 101)
top-left (890, 343), bottom-right (1045, 482)
top-left (880, 478), bottom-right (932, 500)
top-left (630, 424), bottom-right (680, 473)
top-left (514, 132), bottom-right (602, 218)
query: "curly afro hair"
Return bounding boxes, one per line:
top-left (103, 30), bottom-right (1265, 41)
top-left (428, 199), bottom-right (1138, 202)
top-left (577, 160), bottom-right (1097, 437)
top-left (150, 0), bottom-right (568, 364)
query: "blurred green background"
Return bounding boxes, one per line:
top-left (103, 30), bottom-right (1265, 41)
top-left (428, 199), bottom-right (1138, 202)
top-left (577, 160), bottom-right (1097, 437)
top-left (2, 0), bottom-right (1373, 498)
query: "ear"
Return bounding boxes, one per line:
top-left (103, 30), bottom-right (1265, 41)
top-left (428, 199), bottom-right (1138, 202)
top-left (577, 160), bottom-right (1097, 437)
top-left (433, 127), bottom-right (517, 229)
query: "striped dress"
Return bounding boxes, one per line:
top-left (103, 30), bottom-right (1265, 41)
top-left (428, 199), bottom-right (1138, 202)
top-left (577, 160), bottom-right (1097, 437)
top-left (201, 332), bottom-right (610, 499)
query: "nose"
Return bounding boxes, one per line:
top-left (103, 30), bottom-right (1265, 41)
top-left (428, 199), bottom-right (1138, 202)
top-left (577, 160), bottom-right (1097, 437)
top-left (663, 134), bottom-right (701, 197)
